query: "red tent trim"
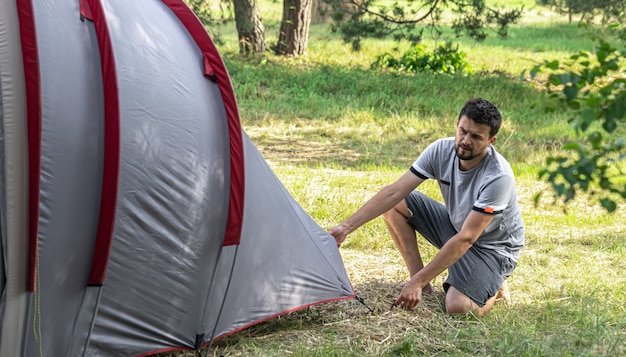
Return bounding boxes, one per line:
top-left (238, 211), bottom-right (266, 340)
top-left (16, 0), bottom-right (42, 292)
top-left (82, 0), bottom-right (122, 286)
top-left (79, 0), bottom-right (93, 19)
top-left (161, 0), bottom-right (245, 246)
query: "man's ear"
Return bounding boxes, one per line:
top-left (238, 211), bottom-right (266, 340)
top-left (489, 136), bottom-right (497, 146)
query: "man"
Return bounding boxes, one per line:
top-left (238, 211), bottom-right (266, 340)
top-left (329, 98), bottom-right (524, 316)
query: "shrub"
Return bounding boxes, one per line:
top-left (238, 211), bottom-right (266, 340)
top-left (371, 42), bottom-right (474, 75)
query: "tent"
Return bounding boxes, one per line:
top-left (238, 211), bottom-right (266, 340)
top-left (0, 0), bottom-right (355, 355)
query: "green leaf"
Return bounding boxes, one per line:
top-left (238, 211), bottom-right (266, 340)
top-left (577, 108), bottom-right (596, 134)
top-left (577, 157), bottom-right (595, 177)
top-left (603, 118), bottom-right (617, 133)
top-left (545, 60), bottom-right (559, 70)
top-left (563, 141), bottom-right (583, 151)
top-left (600, 198), bottom-right (617, 212)
top-left (530, 65), bottom-right (541, 78)
top-left (588, 131), bottom-right (602, 149)
top-left (584, 94), bottom-right (601, 108)
top-left (533, 192), bottom-right (542, 207)
top-left (563, 85), bottom-right (578, 100)
top-left (599, 177), bottom-right (611, 189)
top-left (567, 101), bottom-right (581, 110)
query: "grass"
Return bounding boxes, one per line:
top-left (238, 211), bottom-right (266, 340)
top-left (161, 1), bottom-right (625, 356)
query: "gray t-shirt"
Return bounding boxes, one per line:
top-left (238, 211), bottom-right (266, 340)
top-left (410, 138), bottom-right (524, 261)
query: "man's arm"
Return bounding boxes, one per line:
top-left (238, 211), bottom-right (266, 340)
top-left (329, 170), bottom-right (424, 246)
top-left (394, 210), bottom-right (495, 309)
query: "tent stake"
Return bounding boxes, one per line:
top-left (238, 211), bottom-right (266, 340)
top-left (355, 295), bottom-right (375, 313)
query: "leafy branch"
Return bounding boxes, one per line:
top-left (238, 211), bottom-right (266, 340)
top-left (526, 26), bottom-right (626, 212)
top-left (324, 0), bottom-right (523, 50)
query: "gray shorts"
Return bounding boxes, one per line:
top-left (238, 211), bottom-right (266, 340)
top-left (404, 191), bottom-right (516, 307)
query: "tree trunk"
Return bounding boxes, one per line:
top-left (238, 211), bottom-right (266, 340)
top-left (232, 0), bottom-right (266, 55)
top-left (312, 0), bottom-right (360, 24)
top-left (274, 0), bottom-right (313, 56)
top-left (568, 7), bottom-right (572, 23)
top-left (311, 0), bottom-right (332, 24)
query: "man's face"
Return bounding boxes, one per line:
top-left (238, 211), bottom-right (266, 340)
top-left (455, 115), bottom-right (496, 161)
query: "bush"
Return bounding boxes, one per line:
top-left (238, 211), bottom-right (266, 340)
top-left (371, 42), bottom-right (474, 75)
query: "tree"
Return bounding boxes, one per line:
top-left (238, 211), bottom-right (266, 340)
top-left (527, 25), bottom-right (626, 212)
top-left (233, 0), bottom-right (266, 54)
top-left (185, 0), bottom-right (224, 25)
top-left (536, 0), bottom-right (593, 23)
top-left (185, 0), bottom-right (265, 54)
top-left (323, 0), bottom-right (523, 51)
top-left (311, 0), bottom-right (332, 24)
top-left (274, 0), bottom-right (314, 56)
top-left (536, 0), bottom-right (626, 25)
top-left (279, 0), bottom-right (522, 57)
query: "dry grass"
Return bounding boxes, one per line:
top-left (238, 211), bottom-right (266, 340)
top-left (209, 249), bottom-right (461, 357)
top-left (156, 248), bottom-right (518, 357)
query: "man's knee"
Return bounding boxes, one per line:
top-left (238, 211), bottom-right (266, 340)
top-left (445, 286), bottom-right (483, 316)
top-left (445, 296), bottom-right (472, 315)
top-left (382, 200), bottom-right (410, 221)
top-left (445, 299), bottom-right (473, 315)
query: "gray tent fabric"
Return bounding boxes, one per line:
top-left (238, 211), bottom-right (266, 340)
top-left (206, 134), bottom-right (354, 340)
top-left (0, 0), bottom-right (355, 356)
top-left (0, 0), bottom-right (30, 355)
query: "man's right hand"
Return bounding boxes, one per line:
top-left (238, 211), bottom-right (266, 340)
top-left (394, 279), bottom-right (423, 310)
top-left (328, 224), bottom-right (349, 247)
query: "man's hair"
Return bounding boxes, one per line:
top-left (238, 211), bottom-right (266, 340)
top-left (458, 98), bottom-right (502, 137)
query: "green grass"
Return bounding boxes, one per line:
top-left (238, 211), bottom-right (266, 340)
top-left (163, 1), bottom-right (625, 356)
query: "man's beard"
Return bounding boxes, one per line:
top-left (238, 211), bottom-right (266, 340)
top-left (455, 145), bottom-right (480, 161)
